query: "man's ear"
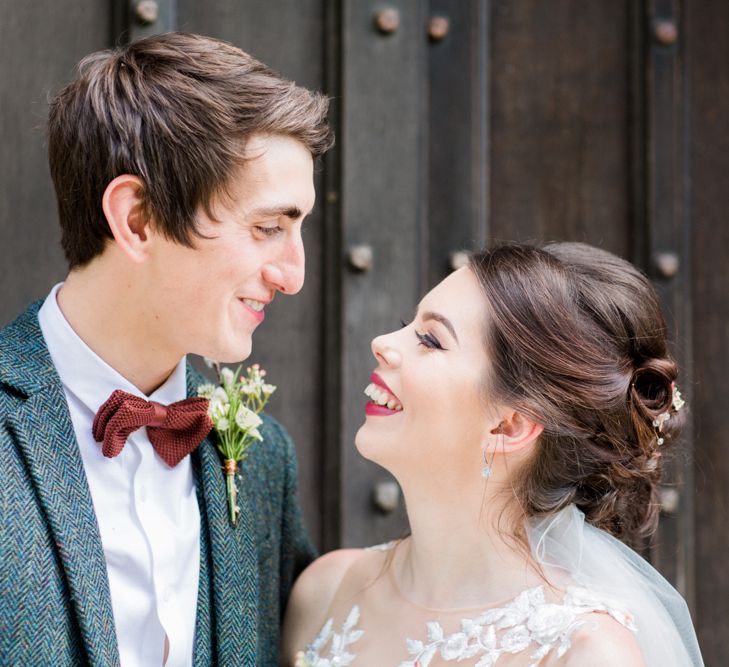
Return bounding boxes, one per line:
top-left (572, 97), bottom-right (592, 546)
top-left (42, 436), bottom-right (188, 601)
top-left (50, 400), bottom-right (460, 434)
top-left (489, 410), bottom-right (544, 453)
top-left (102, 175), bottom-right (152, 264)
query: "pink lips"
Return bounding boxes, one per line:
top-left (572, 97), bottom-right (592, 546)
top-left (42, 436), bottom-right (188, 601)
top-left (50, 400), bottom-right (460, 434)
top-left (239, 299), bottom-right (266, 324)
top-left (371, 372), bottom-right (397, 396)
top-left (365, 372), bottom-right (402, 416)
top-left (365, 403), bottom-right (399, 416)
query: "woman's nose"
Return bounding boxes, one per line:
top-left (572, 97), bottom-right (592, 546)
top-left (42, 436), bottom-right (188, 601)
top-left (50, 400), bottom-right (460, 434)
top-left (371, 332), bottom-right (401, 367)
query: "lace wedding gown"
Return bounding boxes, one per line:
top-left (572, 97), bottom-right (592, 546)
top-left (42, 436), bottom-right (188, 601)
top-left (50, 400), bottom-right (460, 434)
top-left (296, 543), bottom-right (635, 667)
top-left (295, 506), bottom-right (703, 667)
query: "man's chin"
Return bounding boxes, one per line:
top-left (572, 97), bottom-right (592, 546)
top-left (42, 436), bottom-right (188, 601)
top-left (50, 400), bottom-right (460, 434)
top-left (199, 340), bottom-right (253, 365)
top-left (218, 350), bottom-right (253, 365)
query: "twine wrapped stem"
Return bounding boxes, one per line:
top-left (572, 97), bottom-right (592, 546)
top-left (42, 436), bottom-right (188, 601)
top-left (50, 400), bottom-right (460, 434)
top-left (223, 458), bottom-right (239, 525)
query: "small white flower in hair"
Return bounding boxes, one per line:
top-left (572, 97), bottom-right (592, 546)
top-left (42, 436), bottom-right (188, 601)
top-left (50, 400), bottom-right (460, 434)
top-left (672, 384), bottom-right (685, 411)
top-left (652, 383), bottom-right (685, 445)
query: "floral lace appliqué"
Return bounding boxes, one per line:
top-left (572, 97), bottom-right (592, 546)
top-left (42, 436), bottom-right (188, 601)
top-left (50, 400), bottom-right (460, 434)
top-left (297, 605), bottom-right (364, 667)
top-left (298, 585), bottom-right (635, 667)
top-left (400, 586), bottom-right (636, 667)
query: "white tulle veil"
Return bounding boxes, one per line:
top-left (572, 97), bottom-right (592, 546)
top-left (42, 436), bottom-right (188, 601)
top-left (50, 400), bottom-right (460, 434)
top-left (526, 504), bottom-right (703, 666)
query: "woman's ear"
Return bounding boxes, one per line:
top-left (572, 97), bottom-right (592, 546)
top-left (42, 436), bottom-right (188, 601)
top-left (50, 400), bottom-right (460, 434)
top-left (490, 410), bottom-right (544, 452)
top-left (102, 175), bottom-right (152, 264)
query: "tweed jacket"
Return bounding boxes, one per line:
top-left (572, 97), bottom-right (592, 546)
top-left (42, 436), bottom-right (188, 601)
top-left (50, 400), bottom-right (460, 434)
top-left (0, 301), bottom-right (316, 666)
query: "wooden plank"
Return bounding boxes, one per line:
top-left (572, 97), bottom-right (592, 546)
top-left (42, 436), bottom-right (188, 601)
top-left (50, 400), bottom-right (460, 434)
top-left (320, 0), bottom-right (345, 553)
top-left (427, 0), bottom-right (490, 287)
top-left (0, 1), bottom-right (111, 327)
top-left (339, 0), bottom-right (427, 547)
top-left (687, 0), bottom-right (729, 660)
top-left (489, 0), bottom-right (631, 255)
top-left (642, 0), bottom-right (693, 601)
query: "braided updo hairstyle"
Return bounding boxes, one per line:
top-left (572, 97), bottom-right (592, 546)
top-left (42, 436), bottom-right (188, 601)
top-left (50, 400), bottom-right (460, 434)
top-left (468, 242), bottom-right (684, 546)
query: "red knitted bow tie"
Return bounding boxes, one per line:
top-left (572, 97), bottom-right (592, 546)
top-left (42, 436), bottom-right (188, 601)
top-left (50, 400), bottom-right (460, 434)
top-left (93, 389), bottom-right (214, 467)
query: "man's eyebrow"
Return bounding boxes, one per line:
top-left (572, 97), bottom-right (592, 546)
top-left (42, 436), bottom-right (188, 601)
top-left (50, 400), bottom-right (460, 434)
top-left (249, 205), bottom-right (310, 220)
top-left (420, 310), bottom-right (460, 345)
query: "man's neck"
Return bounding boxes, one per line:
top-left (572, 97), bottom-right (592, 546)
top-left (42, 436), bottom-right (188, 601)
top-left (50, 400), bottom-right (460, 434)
top-left (57, 267), bottom-right (182, 395)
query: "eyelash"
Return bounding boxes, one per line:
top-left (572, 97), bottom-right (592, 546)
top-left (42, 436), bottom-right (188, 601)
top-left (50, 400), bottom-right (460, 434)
top-left (255, 225), bottom-right (283, 237)
top-left (400, 319), bottom-right (446, 351)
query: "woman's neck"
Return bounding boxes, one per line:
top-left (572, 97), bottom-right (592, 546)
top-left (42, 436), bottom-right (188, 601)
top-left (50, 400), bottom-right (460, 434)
top-left (393, 477), bottom-right (542, 610)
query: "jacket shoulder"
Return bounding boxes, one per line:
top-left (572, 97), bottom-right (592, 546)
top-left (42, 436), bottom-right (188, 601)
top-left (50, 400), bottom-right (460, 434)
top-left (0, 301), bottom-right (50, 417)
top-left (0, 300), bottom-right (44, 358)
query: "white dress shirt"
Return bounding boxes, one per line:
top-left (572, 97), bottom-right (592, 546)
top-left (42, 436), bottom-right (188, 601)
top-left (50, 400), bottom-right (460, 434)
top-left (38, 283), bottom-right (200, 667)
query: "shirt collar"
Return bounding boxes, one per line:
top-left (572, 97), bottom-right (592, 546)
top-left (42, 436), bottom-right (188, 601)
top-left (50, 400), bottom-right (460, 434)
top-left (38, 283), bottom-right (187, 415)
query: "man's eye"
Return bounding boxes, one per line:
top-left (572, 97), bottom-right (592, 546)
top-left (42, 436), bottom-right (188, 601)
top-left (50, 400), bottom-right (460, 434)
top-left (415, 330), bottom-right (445, 351)
top-left (255, 225), bottom-right (283, 237)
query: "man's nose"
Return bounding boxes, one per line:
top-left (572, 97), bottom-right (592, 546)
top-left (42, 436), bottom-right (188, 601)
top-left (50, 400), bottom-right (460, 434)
top-left (262, 234), bottom-right (305, 295)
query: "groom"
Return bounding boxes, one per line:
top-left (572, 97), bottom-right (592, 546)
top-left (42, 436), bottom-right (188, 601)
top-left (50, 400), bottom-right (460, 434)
top-left (0, 33), bottom-right (331, 666)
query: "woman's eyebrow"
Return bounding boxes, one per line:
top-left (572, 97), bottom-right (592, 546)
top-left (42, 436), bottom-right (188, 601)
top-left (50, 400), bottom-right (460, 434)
top-left (420, 310), bottom-right (460, 345)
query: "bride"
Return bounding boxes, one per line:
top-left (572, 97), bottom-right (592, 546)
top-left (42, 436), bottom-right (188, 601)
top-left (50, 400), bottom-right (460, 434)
top-left (282, 242), bottom-right (703, 666)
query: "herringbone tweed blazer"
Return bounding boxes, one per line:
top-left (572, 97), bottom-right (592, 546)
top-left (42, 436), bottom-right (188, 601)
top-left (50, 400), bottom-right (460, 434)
top-left (0, 301), bottom-right (316, 666)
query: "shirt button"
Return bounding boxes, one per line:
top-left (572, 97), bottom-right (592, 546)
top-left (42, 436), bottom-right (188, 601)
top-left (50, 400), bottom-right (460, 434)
top-left (163, 588), bottom-right (173, 603)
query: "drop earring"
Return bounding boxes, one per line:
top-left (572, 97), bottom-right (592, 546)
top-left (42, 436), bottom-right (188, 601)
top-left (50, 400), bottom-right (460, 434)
top-left (481, 433), bottom-right (501, 479)
top-left (481, 446), bottom-right (495, 479)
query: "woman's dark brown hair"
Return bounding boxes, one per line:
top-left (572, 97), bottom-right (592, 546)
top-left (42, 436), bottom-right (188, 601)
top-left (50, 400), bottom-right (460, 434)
top-left (47, 32), bottom-right (333, 269)
top-left (468, 242), bottom-right (684, 546)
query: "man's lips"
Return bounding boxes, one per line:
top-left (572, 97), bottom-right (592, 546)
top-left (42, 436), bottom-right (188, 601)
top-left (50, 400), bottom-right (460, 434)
top-left (238, 297), bottom-right (268, 323)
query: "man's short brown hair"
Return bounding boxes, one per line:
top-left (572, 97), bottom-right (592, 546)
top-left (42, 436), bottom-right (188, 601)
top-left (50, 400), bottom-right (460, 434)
top-left (48, 32), bottom-right (333, 269)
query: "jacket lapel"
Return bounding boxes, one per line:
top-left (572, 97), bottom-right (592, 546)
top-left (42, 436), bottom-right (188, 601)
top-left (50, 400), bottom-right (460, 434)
top-left (3, 306), bottom-right (119, 666)
top-left (188, 370), bottom-right (259, 666)
top-left (192, 445), bottom-right (214, 665)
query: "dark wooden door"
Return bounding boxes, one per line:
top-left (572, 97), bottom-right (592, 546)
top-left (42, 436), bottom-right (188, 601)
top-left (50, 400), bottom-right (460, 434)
top-left (1, 1), bottom-right (726, 663)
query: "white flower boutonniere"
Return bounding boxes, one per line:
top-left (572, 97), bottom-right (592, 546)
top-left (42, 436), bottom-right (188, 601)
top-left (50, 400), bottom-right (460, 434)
top-left (198, 360), bottom-right (276, 526)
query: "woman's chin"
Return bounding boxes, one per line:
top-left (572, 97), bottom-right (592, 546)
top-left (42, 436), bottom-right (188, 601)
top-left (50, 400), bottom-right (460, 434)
top-left (354, 425), bottom-right (384, 463)
top-left (353, 425), bottom-right (369, 456)
top-left (355, 426), bottom-right (402, 473)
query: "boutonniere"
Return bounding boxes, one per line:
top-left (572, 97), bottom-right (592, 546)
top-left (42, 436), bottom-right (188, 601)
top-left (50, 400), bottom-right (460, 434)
top-left (198, 361), bottom-right (276, 526)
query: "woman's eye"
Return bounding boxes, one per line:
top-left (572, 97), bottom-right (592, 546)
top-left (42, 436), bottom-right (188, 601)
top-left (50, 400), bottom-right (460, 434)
top-left (415, 330), bottom-right (446, 351)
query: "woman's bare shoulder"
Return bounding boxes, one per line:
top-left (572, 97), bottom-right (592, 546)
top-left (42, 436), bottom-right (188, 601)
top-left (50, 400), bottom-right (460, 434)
top-left (552, 612), bottom-right (646, 667)
top-left (281, 548), bottom-right (370, 665)
top-left (290, 548), bottom-right (366, 614)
